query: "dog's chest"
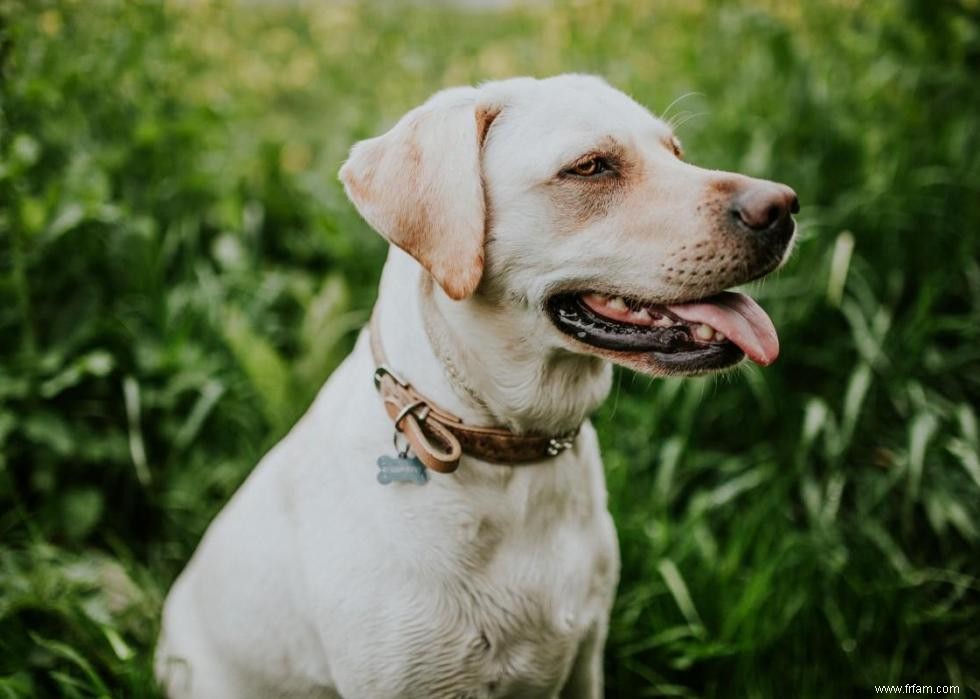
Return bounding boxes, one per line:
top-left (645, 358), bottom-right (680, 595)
top-left (321, 469), bottom-right (616, 698)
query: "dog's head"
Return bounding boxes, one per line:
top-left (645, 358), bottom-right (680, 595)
top-left (341, 75), bottom-right (798, 377)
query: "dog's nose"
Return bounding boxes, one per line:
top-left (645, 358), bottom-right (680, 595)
top-left (732, 182), bottom-right (799, 232)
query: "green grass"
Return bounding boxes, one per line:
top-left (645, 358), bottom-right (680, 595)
top-left (1, 0), bottom-right (978, 696)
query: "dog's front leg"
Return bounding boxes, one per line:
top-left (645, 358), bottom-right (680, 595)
top-left (558, 621), bottom-right (605, 699)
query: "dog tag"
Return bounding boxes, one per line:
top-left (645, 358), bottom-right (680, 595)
top-left (376, 454), bottom-right (428, 486)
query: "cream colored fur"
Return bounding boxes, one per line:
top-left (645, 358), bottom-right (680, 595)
top-left (156, 74), bottom-right (789, 698)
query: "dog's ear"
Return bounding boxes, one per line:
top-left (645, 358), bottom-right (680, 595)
top-left (340, 89), bottom-right (500, 300)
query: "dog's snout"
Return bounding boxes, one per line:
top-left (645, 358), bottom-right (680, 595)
top-left (732, 183), bottom-right (799, 233)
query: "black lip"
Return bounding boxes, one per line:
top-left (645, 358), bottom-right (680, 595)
top-left (546, 293), bottom-right (745, 372)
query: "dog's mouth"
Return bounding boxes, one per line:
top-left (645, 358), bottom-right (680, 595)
top-left (546, 290), bottom-right (779, 373)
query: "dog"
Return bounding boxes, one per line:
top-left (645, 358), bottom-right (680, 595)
top-left (155, 74), bottom-right (798, 698)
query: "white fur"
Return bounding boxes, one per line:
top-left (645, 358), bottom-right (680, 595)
top-left (156, 74), bottom-right (785, 698)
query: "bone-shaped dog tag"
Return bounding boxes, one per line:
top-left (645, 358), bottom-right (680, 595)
top-left (376, 454), bottom-right (428, 486)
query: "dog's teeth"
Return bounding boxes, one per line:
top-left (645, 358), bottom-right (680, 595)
top-left (650, 313), bottom-right (673, 327)
top-left (607, 296), bottom-right (627, 311)
top-left (695, 323), bottom-right (716, 340)
top-left (631, 308), bottom-right (651, 323)
top-left (714, 331), bottom-right (726, 342)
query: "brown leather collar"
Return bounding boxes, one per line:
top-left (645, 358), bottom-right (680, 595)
top-left (369, 309), bottom-right (578, 473)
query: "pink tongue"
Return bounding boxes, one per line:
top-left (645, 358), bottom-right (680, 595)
top-left (667, 291), bottom-right (779, 365)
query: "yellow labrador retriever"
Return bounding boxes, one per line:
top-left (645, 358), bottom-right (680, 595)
top-left (156, 74), bottom-right (798, 698)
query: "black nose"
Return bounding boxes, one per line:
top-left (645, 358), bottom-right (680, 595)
top-left (732, 182), bottom-right (799, 233)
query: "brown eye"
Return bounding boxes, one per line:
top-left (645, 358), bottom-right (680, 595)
top-left (566, 156), bottom-right (609, 177)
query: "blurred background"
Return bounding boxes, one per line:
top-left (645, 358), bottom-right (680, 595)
top-left (1, 0), bottom-right (978, 696)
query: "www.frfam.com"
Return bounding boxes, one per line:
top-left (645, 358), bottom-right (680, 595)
top-left (874, 686), bottom-right (961, 695)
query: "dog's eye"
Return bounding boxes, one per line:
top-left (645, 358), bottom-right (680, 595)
top-left (565, 156), bottom-right (609, 177)
top-left (670, 136), bottom-right (684, 159)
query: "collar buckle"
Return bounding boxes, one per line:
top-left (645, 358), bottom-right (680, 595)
top-left (373, 365), bottom-right (408, 391)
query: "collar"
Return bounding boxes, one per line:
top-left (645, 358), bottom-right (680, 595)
top-left (369, 308), bottom-right (579, 473)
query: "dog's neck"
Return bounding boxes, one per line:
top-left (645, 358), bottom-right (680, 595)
top-left (375, 249), bottom-right (612, 435)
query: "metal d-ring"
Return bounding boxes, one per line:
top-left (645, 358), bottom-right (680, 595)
top-left (393, 400), bottom-right (426, 431)
top-left (392, 430), bottom-right (411, 459)
top-left (391, 401), bottom-right (430, 459)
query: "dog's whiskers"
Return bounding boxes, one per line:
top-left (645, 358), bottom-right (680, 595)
top-left (669, 111), bottom-right (710, 132)
top-left (660, 91), bottom-right (705, 124)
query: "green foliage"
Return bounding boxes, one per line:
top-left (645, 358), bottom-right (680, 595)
top-left (0, 0), bottom-right (978, 696)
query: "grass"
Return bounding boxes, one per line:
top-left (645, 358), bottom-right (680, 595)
top-left (1, 0), bottom-right (978, 696)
